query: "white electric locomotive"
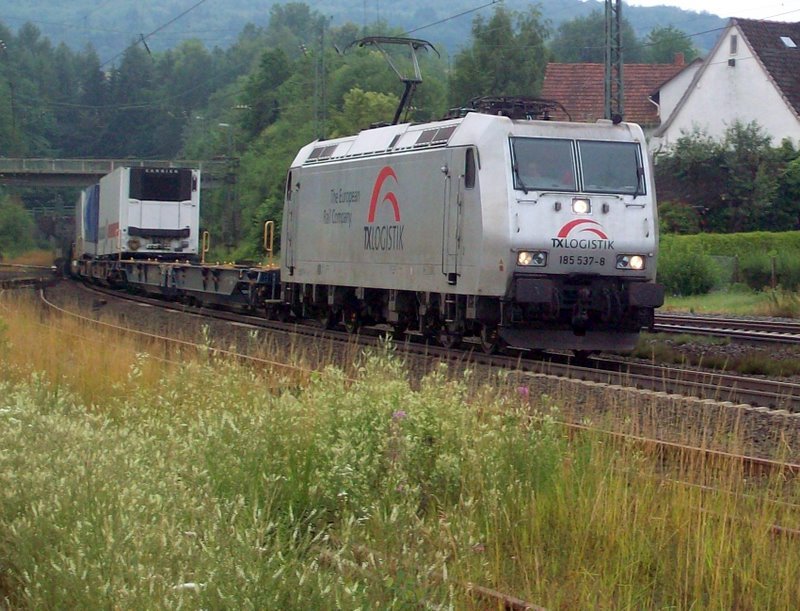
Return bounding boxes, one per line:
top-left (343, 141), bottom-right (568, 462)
top-left (280, 98), bottom-right (664, 353)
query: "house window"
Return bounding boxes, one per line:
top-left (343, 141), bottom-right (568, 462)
top-left (729, 34), bottom-right (738, 54)
top-left (780, 36), bottom-right (797, 48)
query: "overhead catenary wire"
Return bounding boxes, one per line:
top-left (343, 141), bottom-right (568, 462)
top-left (99, 0), bottom-right (211, 68)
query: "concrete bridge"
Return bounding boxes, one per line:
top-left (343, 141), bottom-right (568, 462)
top-left (0, 158), bottom-right (231, 188)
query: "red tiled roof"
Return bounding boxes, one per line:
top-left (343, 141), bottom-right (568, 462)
top-left (541, 62), bottom-right (687, 126)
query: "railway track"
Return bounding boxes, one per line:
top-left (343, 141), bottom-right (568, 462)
top-left (55, 280), bottom-right (800, 413)
top-left (0, 263), bottom-right (59, 290)
top-left (30, 280), bottom-right (800, 474)
top-left (654, 312), bottom-right (800, 344)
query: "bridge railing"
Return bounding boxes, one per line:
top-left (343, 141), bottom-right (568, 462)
top-left (0, 158), bottom-right (230, 175)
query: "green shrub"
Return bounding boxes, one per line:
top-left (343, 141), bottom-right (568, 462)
top-left (661, 231), bottom-right (800, 291)
top-left (738, 251), bottom-right (774, 290)
top-left (657, 200), bottom-right (700, 234)
top-left (657, 239), bottom-right (720, 295)
top-left (778, 257), bottom-right (800, 291)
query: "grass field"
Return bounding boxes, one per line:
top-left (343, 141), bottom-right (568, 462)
top-left (2, 291), bottom-right (800, 608)
top-left (664, 287), bottom-right (800, 318)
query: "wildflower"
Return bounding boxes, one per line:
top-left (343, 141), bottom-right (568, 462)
top-left (392, 409), bottom-right (407, 421)
top-left (516, 386), bottom-right (530, 399)
top-left (173, 582), bottom-right (204, 592)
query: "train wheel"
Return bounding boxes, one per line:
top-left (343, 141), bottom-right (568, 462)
top-left (318, 307), bottom-right (338, 330)
top-left (388, 322), bottom-right (408, 341)
top-left (572, 350), bottom-right (596, 363)
top-left (343, 307), bottom-right (360, 334)
top-left (264, 304), bottom-right (278, 320)
top-left (438, 324), bottom-right (462, 350)
top-left (479, 325), bottom-right (502, 354)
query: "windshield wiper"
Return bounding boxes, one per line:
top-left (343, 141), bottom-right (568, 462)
top-left (632, 165), bottom-right (643, 199)
top-left (513, 163), bottom-right (529, 194)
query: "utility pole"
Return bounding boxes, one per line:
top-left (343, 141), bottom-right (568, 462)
top-left (0, 39), bottom-right (16, 154)
top-left (312, 17), bottom-right (331, 140)
top-left (320, 19), bottom-right (327, 140)
top-left (218, 123), bottom-right (238, 247)
top-left (604, 0), bottom-right (624, 121)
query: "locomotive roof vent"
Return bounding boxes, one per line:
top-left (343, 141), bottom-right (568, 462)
top-left (414, 125), bottom-right (457, 147)
top-left (308, 144), bottom-right (338, 160)
top-left (444, 96), bottom-right (572, 122)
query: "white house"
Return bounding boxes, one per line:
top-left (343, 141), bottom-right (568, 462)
top-left (651, 18), bottom-right (800, 152)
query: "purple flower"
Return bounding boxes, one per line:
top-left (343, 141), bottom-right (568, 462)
top-left (392, 410), bottom-right (407, 421)
top-left (516, 386), bottom-right (530, 399)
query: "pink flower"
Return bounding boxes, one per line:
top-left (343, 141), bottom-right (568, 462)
top-left (517, 386), bottom-right (530, 399)
top-left (392, 410), bottom-right (407, 421)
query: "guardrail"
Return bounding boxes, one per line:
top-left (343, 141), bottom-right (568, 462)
top-left (0, 158), bottom-right (229, 174)
top-left (0, 158), bottom-right (232, 187)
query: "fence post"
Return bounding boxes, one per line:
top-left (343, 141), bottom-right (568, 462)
top-left (771, 255), bottom-right (777, 289)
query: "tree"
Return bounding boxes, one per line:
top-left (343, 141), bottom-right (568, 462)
top-left (103, 46), bottom-right (160, 157)
top-left (656, 122), bottom-right (787, 233)
top-left (5, 23), bottom-right (58, 155)
top-left (549, 10), bottom-right (642, 63)
top-left (0, 198), bottom-right (35, 258)
top-left (448, 6), bottom-right (550, 106)
top-left (240, 48), bottom-right (292, 139)
top-left (642, 26), bottom-right (698, 64)
top-left (775, 155), bottom-right (800, 231)
top-left (328, 42), bottom-right (447, 126)
top-left (71, 46), bottom-right (110, 157)
top-left (329, 87), bottom-right (398, 137)
top-left (264, 2), bottom-right (327, 56)
top-left (718, 122), bottom-right (781, 232)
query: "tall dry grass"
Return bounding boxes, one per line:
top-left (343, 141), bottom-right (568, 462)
top-left (1, 292), bottom-right (799, 608)
top-left (5, 250), bottom-right (55, 267)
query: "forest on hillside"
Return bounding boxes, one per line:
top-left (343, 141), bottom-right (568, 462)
top-left (2, 0), bottom-right (726, 59)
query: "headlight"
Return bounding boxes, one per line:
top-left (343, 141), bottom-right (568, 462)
top-left (517, 250), bottom-right (547, 267)
top-left (572, 198), bottom-right (591, 214)
top-left (616, 254), bottom-right (646, 270)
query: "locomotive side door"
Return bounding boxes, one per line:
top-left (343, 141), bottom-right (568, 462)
top-left (442, 149), bottom-right (465, 285)
top-left (283, 170), bottom-right (297, 275)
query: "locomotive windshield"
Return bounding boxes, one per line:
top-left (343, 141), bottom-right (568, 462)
top-left (512, 138), bottom-right (576, 192)
top-left (511, 137), bottom-right (645, 195)
top-left (578, 140), bottom-right (645, 195)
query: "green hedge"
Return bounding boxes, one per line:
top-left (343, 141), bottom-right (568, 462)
top-left (661, 231), bottom-right (800, 257)
top-left (659, 231), bottom-right (800, 293)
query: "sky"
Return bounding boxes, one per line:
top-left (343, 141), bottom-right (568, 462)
top-left (625, 0), bottom-right (800, 21)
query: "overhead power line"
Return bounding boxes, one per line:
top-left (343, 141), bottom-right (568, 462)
top-left (100, 0), bottom-right (210, 68)
top-left (404, 0), bottom-right (501, 36)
